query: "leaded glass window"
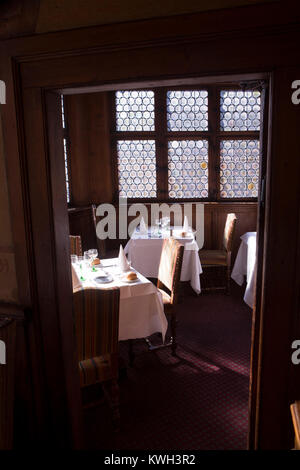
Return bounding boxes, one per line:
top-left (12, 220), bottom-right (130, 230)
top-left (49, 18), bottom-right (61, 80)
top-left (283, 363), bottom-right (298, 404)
top-left (117, 140), bottom-right (157, 198)
top-left (168, 140), bottom-right (208, 198)
top-left (116, 90), bottom-right (155, 131)
top-left (220, 140), bottom-right (260, 198)
top-left (220, 90), bottom-right (261, 131)
top-left (167, 90), bottom-right (208, 131)
top-left (112, 85), bottom-right (262, 201)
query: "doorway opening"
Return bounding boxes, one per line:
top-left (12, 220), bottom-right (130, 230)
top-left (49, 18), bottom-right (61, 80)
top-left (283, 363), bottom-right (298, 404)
top-left (49, 72), bottom-right (270, 449)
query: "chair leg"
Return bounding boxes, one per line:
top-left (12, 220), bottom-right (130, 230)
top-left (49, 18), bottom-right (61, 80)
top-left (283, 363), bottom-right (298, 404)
top-left (226, 266), bottom-right (231, 295)
top-left (103, 379), bottom-right (120, 432)
top-left (170, 313), bottom-right (177, 356)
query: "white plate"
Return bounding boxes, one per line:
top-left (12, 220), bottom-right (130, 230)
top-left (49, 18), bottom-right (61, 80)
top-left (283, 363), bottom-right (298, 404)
top-left (173, 231), bottom-right (192, 239)
top-left (94, 274), bottom-right (113, 284)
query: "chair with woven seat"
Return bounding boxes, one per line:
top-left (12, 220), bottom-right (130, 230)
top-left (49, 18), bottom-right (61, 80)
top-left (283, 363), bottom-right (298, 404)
top-left (72, 286), bottom-right (120, 430)
top-left (199, 213), bottom-right (237, 294)
top-left (145, 237), bottom-right (184, 356)
top-left (69, 235), bottom-right (82, 257)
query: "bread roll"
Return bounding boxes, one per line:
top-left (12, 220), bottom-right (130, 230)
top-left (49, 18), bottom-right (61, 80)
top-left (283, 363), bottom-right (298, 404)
top-left (126, 271), bottom-right (137, 281)
top-left (91, 258), bottom-right (101, 266)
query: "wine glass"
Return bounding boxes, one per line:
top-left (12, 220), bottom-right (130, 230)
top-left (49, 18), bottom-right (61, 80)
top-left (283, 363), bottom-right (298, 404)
top-left (126, 254), bottom-right (132, 269)
top-left (155, 218), bottom-right (161, 237)
top-left (84, 251), bottom-right (91, 268)
top-left (88, 248), bottom-right (98, 271)
top-left (77, 255), bottom-right (85, 281)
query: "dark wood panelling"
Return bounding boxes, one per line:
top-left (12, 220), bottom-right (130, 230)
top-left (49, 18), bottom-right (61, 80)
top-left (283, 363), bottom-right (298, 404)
top-left (88, 201), bottom-right (257, 263)
top-left (0, 317), bottom-right (16, 449)
top-left (253, 67), bottom-right (300, 450)
top-left (64, 93), bottom-right (113, 205)
top-left (0, 0), bottom-right (40, 40)
top-left (248, 82), bottom-right (270, 450)
top-left (35, 0), bottom-right (276, 34)
top-left (18, 87), bottom-right (82, 448)
top-left (0, 303), bottom-right (33, 449)
top-left (45, 91), bottom-right (83, 448)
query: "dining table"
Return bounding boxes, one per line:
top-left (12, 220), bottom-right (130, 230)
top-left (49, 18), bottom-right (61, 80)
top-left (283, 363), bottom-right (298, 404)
top-left (124, 226), bottom-right (202, 294)
top-left (71, 257), bottom-right (168, 342)
top-left (231, 231), bottom-right (257, 308)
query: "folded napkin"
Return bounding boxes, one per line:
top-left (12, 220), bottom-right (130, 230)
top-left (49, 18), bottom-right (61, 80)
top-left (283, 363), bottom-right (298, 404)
top-left (139, 216), bottom-right (148, 235)
top-left (183, 215), bottom-right (189, 232)
top-left (71, 264), bottom-right (82, 291)
top-left (118, 245), bottom-right (130, 272)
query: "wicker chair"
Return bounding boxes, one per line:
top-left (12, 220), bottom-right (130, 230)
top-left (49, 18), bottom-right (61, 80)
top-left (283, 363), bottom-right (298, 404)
top-left (145, 237), bottom-right (184, 356)
top-left (72, 287), bottom-right (120, 430)
top-left (69, 235), bottom-right (82, 257)
top-left (199, 213), bottom-right (237, 294)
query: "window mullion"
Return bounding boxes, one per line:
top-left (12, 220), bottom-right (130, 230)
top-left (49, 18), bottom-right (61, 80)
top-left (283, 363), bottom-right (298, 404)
top-left (155, 88), bottom-right (168, 200)
top-left (208, 86), bottom-right (219, 200)
top-left (109, 92), bottom-right (120, 202)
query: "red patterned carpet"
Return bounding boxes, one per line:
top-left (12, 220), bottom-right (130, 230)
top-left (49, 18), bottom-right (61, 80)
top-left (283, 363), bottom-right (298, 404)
top-left (84, 281), bottom-right (252, 450)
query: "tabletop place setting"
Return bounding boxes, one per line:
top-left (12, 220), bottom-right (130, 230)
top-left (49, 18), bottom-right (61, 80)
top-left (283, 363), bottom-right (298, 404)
top-left (71, 244), bottom-right (142, 289)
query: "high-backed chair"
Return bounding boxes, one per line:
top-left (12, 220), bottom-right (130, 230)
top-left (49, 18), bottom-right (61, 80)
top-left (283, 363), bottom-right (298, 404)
top-left (146, 238), bottom-right (184, 356)
top-left (68, 204), bottom-right (105, 257)
top-left (69, 235), bottom-right (82, 257)
top-left (72, 287), bottom-right (120, 430)
top-left (199, 213), bottom-right (237, 294)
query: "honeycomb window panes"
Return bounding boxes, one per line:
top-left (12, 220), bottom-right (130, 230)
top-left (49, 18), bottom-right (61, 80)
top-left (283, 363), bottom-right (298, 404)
top-left (220, 90), bottom-right (261, 131)
top-left (220, 140), bottom-right (260, 198)
top-left (167, 90), bottom-right (208, 131)
top-left (168, 140), bottom-right (208, 198)
top-left (116, 91), bottom-right (155, 131)
top-left (117, 140), bottom-right (157, 198)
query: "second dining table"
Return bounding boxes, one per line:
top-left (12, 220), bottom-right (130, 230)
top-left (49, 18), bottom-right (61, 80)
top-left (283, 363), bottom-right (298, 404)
top-left (231, 231), bottom-right (257, 308)
top-left (124, 226), bottom-right (202, 294)
top-left (71, 257), bottom-right (168, 342)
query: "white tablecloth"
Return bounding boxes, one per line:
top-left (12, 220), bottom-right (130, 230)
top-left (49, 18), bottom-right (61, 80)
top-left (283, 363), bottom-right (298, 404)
top-left (231, 232), bottom-right (257, 308)
top-left (124, 227), bottom-right (202, 294)
top-left (72, 258), bottom-right (167, 341)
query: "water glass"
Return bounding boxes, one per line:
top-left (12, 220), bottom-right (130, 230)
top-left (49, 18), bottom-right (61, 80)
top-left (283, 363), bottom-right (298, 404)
top-left (71, 254), bottom-right (78, 264)
top-left (84, 251), bottom-right (91, 268)
top-left (88, 248), bottom-right (98, 262)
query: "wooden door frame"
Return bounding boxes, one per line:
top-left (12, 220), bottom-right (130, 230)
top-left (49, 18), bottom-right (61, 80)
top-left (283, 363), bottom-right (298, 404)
top-left (1, 11), bottom-right (299, 448)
